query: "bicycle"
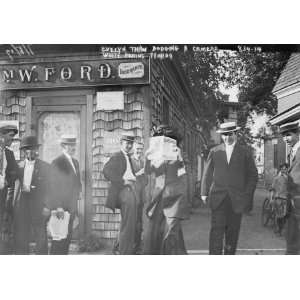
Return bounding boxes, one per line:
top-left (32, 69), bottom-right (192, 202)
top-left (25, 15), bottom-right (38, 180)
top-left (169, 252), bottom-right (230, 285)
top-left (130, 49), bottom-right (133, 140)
top-left (261, 196), bottom-right (287, 235)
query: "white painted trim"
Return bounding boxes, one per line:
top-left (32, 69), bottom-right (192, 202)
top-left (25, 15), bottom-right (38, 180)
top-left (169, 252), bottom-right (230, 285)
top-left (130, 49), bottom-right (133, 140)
top-left (269, 105), bottom-right (300, 125)
top-left (274, 81), bottom-right (300, 99)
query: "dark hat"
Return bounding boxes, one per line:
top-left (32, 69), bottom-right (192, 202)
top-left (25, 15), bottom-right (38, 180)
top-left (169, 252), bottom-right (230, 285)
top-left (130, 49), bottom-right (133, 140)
top-left (216, 121), bottom-right (241, 134)
top-left (0, 123), bottom-right (18, 135)
top-left (153, 124), bottom-right (182, 143)
top-left (120, 134), bottom-right (135, 143)
top-left (60, 134), bottom-right (77, 144)
top-left (20, 135), bottom-right (41, 149)
top-left (280, 121), bottom-right (300, 135)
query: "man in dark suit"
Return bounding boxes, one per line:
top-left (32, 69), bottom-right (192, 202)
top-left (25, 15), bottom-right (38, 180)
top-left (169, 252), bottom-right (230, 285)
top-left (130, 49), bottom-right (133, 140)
top-left (103, 134), bottom-right (138, 254)
top-left (0, 123), bottom-right (19, 254)
top-left (47, 135), bottom-right (82, 255)
top-left (14, 135), bottom-right (50, 254)
top-left (201, 122), bottom-right (258, 255)
top-left (279, 121), bottom-right (300, 254)
top-left (131, 142), bottom-right (148, 253)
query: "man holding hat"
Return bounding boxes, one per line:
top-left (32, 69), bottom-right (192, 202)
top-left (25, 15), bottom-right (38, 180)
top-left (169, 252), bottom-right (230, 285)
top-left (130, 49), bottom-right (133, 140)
top-left (0, 123), bottom-right (19, 254)
top-left (14, 135), bottom-right (50, 254)
top-left (201, 121), bottom-right (258, 254)
top-left (103, 133), bottom-right (139, 254)
top-left (279, 121), bottom-right (300, 254)
top-left (47, 135), bottom-right (82, 254)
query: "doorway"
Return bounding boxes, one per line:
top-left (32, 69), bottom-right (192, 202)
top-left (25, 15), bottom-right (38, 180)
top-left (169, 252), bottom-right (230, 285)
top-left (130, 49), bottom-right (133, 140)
top-left (30, 93), bottom-right (88, 238)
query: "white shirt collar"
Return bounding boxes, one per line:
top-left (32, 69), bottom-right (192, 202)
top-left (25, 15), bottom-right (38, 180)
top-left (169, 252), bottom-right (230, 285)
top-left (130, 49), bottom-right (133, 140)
top-left (63, 150), bottom-right (73, 161)
top-left (225, 141), bottom-right (236, 149)
top-left (25, 159), bottom-right (35, 166)
top-left (121, 149), bottom-right (130, 156)
top-left (292, 141), bottom-right (300, 155)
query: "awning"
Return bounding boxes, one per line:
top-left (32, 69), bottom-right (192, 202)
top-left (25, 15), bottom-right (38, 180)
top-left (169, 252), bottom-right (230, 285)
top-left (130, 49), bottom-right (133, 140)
top-left (269, 103), bottom-right (300, 126)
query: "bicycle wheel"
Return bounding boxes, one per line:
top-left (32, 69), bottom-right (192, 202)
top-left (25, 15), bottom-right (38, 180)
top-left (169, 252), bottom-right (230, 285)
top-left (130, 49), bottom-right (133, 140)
top-left (261, 197), bottom-right (273, 227)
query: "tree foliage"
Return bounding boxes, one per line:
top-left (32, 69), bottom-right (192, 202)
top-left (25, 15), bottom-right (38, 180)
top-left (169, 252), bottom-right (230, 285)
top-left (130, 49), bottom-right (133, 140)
top-left (178, 48), bottom-right (232, 142)
top-left (179, 47), bottom-right (291, 145)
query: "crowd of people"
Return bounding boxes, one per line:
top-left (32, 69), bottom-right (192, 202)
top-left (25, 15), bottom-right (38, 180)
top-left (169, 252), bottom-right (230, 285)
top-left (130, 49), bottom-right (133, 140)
top-left (0, 123), bottom-right (81, 254)
top-left (1, 118), bottom-right (300, 255)
top-left (104, 121), bottom-right (259, 255)
top-left (104, 119), bottom-right (300, 255)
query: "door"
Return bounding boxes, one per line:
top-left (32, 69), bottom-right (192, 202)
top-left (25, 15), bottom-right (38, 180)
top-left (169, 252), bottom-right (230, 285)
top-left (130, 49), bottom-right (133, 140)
top-left (31, 95), bottom-right (87, 238)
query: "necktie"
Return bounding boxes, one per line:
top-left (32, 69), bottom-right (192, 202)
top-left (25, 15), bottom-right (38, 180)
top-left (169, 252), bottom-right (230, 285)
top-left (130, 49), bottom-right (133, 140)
top-left (127, 153), bottom-right (136, 176)
top-left (71, 158), bottom-right (77, 174)
top-left (289, 149), bottom-right (294, 167)
top-left (0, 148), bottom-right (3, 176)
top-left (0, 137), bottom-right (4, 175)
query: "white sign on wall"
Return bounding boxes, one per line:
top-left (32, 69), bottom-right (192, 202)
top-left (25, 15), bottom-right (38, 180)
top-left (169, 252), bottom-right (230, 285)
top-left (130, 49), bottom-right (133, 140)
top-left (118, 62), bottom-right (144, 79)
top-left (96, 91), bottom-right (124, 111)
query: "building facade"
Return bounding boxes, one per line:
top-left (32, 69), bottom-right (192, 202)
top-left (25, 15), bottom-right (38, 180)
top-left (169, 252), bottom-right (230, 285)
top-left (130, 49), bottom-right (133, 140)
top-left (266, 53), bottom-right (300, 183)
top-left (0, 45), bottom-right (205, 241)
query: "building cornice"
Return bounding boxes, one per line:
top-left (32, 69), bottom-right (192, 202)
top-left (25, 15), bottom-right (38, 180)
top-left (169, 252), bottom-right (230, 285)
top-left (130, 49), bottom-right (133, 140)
top-left (274, 81), bottom-right (300, 99)
top-left (269, 103), bottom-right (300, 125)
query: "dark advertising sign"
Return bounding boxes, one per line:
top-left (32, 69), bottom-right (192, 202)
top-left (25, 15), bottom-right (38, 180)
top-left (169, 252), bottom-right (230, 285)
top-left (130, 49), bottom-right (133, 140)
top-left (0, 57), bottom-right (150, 90)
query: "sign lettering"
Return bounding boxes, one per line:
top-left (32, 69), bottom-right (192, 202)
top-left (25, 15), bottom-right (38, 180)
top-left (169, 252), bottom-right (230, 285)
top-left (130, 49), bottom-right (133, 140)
top-left (0, 58), bottom-right (150, 90)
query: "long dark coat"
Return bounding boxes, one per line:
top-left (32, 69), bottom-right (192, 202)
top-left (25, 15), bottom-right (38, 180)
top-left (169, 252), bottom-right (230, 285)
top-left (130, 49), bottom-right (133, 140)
top-left (13, 158), bottom-right (51, 254)
top-left (47, 154), bottom-right (81, 214)
top-left (287, 147), bottom-right (300, 217)
top-left (103, 151), bottom-right (127, 210)
top-left (201, 143), bottom-right (258, 213)
top-left (0, 148), bottom-right (19, 253)
top-left (144, 158), bottom-right (189, 219)
top-left (16, 159), bottom-right (51, 223)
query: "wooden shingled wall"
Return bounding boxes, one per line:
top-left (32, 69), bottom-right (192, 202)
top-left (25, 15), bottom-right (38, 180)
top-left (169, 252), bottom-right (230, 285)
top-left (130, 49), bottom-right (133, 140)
top-left (150, 60), bottom-right (199, 204)
top-left (91, 87), bottom-right (145, 239)
top-left (0, 95), bottom-right (27, 153)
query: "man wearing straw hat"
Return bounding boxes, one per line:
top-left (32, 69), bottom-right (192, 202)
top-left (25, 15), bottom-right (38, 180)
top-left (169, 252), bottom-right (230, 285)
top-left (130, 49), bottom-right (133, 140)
top-left (47, 135), bottom-right (82, 254)
top-left (201, 121), bottom-right (258, 255)
top-left (103, 133), bottom-right (139, 255)
top-left (0, 123), bottom-right (19, 254)
top-left (14, 135), bottom-right (50, 254)
top-left (279, 121), bottom-right (300, 254)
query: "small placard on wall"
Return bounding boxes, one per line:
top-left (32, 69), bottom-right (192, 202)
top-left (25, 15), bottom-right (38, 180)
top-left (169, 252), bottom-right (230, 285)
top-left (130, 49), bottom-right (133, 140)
top-left (96, 91), bottom-right (124, 111)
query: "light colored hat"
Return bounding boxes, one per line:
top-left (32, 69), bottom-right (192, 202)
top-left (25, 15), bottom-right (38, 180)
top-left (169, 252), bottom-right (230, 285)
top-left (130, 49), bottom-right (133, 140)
top-left (60, 134), bottom-right (77, 144)
top-left (216, 121), bottom-right (241, 134)
top-left (0, 123), bottom-right (18, 134)
top-left (120, 134), bottom-right (135, 143)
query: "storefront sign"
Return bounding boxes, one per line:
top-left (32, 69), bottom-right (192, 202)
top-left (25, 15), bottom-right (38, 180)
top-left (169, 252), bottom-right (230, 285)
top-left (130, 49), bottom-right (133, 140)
top-left (0, 58), bottom-right (150, 90)
top-left (118, 62), bottom-right (144, 79)
top-left (97, 91), bottom-right (124, 111)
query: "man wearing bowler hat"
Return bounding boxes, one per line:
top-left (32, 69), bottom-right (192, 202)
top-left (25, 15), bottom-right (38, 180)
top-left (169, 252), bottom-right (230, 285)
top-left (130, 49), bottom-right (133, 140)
top-left (103, 133), bottom-right (139, 254)
top-left (14, 135), bottom-right (50, 254)
top-left (47, 135), bottom-right (82, 254)
top-left (279, 121), bottom-right (300, 254)
top-left (201, 121), bottom-right (258, 254)
top-left (0, 123), bottom-right (19, 254)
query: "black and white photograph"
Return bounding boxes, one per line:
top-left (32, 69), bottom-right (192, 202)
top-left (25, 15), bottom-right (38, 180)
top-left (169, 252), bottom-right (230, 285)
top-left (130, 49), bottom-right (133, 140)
top-left (0, 43), bottom-right (298, 256)
top-left (1, 2), bottom-right (299, 300)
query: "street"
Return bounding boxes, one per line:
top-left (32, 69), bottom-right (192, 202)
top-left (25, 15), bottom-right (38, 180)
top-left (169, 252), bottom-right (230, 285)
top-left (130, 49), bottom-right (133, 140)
top-left (76, 187), bottom-right (287, 255)
top-left (182, 187), bottom-right (286, 254)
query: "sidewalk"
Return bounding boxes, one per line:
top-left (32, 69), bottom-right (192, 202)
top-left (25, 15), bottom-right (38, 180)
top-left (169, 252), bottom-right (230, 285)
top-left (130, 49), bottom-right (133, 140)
top-left (71, 187), bottom-right (286, 255)
top-left (182, 188), bottom-right (286, 255)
